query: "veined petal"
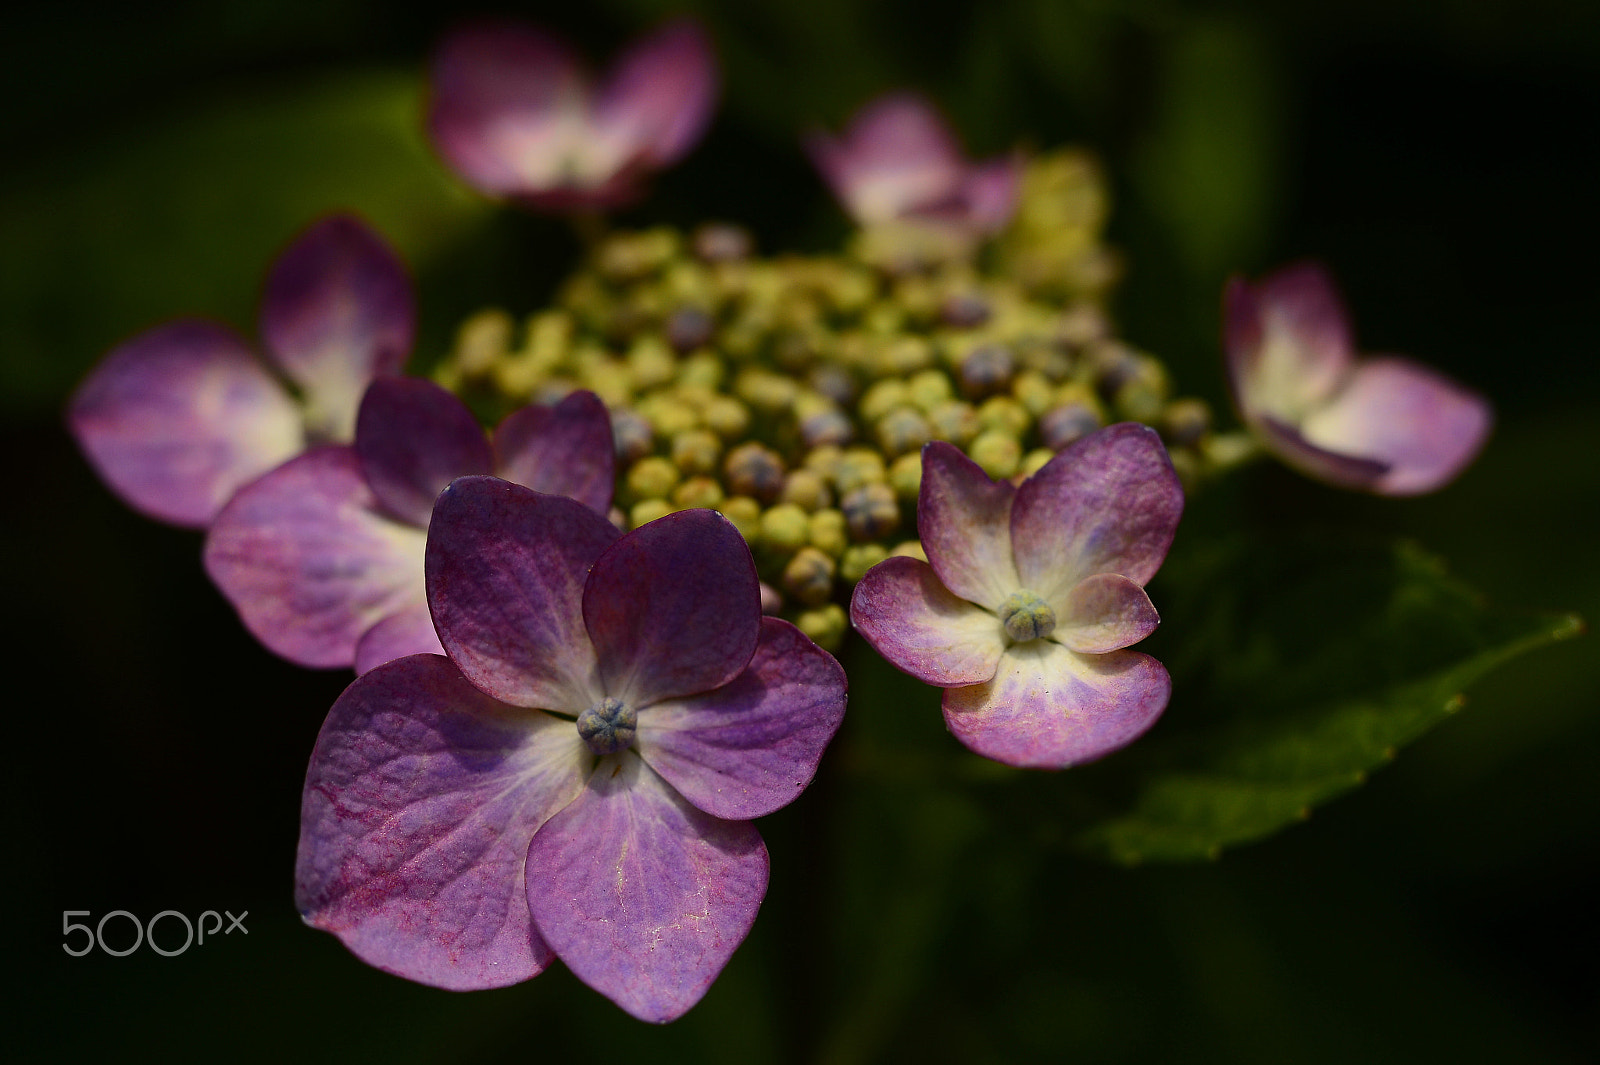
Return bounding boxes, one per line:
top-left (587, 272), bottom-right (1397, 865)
top-left (1298, 356), bottom-right (1492, 496)
top-left (296, 654), bottom-right (588, 990)
top-left (492, 390), bottom-right (615, 515)
top-left (357, 378), bottom-right (493, 527)
top-left (354, 601), bottom-right (445, 676)
top-left (584, 509), bottom-right (760, 709)
top-left (638, 618), bottom-right (847, 821)
top-left (917, 441), bottom-right (1019, 611)
top-left (849, 555), bottom-right (1006, 686)
top-left (203, 446), bottom-right (425, 669)
top-left (525, 753), bottom-right (768, 1023)
top-left (1224, 263), bottom-right (1354, 422)
top-left (593, 20), bottom-right (717, 168)
top-left (67, 319), bottom-right (302, 527)
top-left (260, 215), bottom-right (414, 441)
top-left (1011, 424), bottom-right (1183, 604)
top-left (943, 641), bottom-right (1171, 769)
top-left (1055, 572), bottom-right (1159, 654)
top-left (427, 477), bottom-right (617, 711)
top-left (807, 93), bottom-right (964, 225)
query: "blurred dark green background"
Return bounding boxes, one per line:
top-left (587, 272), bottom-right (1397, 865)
top-left (8, 1), bottom-right (1596, 1061)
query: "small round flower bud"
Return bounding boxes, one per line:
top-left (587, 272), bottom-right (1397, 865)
top-left (703, 395), bottom-right (751, 441)
top-left (998, 590), bottom-right (1057, 642)
top-left (941, 291), bottom-right (991, 328)
top-left (880, 336), bottom-right (934, 375)
top-left (889, 540), bottom-right (928, 563)
top-left (782, 547), bottom-right (838, 607)
top-left (718, 496), bottom-right (762, 541)
top-left (629, 498), bottom-right (674, 529)
top-left (1039, 402), bottom-right (1102, 451)
top-left (833, 448), bottom-right (887, 494)
top-left (795, 603), bottom-right (847, 651)
top-left (864, 301), bottom-right (905, 336)
top-left (578, 696), bottom-right (638, 754)
top-left (780, 469), bottom-right (833, 511)
top-left (803, 445), bottom-right (845, 483)
top-left (927, 400), bottom-right (980, 445)
top-left (672, 476), bottom-right (724, 509)
top-left (969, 430), bottom-right (1022, 479)
top-left (611, 409), bottom-right (655, 464)
top-left (959, 344), bottom-right (1015, 398)
top-left (1016, 340), bottom-right (1071, 383)
top-left (1113, 357), bottom-right (1170, 423)
top-left (626, 457), bottom-right (680, 501)
top-left (1011, 370), bottom-right (1056, 417)
top-left (1055, 303), bottom-right (1109, 349)
top-left (859, 380), bottom-right (910, 424)
top-left (666, 307), bottom-right (715, 353)
top-left (800, 408), bottom-right (856, 448)
top-left (1162, 397), bottom-right (1212, 447)
top-left (892, 275), bottom-right (940, 323)
top-left (725, 443), bottom-right (786, 503)
top-left (626, 336), bottom-right (677, 390)
top-left (808, 364), bottom-right (857, 406)
top-left (694, 223), bottom-right (753, 263)
top-left (808, 508), bottom-right (848, 557)
top-left (876, 406), bottom-right (933, 457)
top-left (735, 369), bottom-right (800, 413)
top-left (842, 482), bottom-right (899, 541)
top-left (977, 396), bottom-right (1031, 437)
top-left (452, 308), bottom-right (515, 377)
top-left (596, 228), bottom-right (679, 282)
top-left (671, 428), bottom-right (722, 476)
top-left (759, 503), bottom-right (812, 555)
top-left (889, 452), bottom-right (923, 501)
top-left (772, 330), bottom-right (819, 372)
top-left (840, 542), bottom-right (890, 582)
top-left (677, 351), bottom-right (725, 390)
top-left (906, 369), bottom-right (954, 413)
top-left (636, 393), bottom-right (699, 437)
top-left (1019, 448), bottom-right (1055, 478)
top-left (824, 268), bottom-right (877, 315)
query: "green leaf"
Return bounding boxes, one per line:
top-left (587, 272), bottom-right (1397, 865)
top-left (1075, 538), bottom-right (1583, 864)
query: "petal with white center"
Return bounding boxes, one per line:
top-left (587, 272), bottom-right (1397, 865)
top-left (850, 555), bottom-right (1007, 686)
top-left (1054, 572), bottom-right (1159, 654)
top-left (917, 441), bottom-right (1019, 612)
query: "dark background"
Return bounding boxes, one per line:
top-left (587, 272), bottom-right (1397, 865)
top-left (7, 0), bottom-right (1597, 1060)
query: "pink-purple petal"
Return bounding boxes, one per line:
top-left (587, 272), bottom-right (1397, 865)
top-left (492, 390), bottom-right (616, 515)
top-left (917, 441), bottom-right (1020, 612)
top-left (296, 654), bottom-right (588, 990)
top-left (67, 318), bottom-right (302, 527)
top-left (593, 20), bottom-right (717, 168)
top-left (1055, 572), bottom-right (1160, 654)
top-left (583, 509), bottom-right (761, 709)
top-left (849, 555), bottom-right (1006, 686)
top-left (525, 753), bottom-right (768, 1023)
top-left (354, 601), bottom-right (445, 676)
top-left (1298, 356), bottom-right (1492, 496)
top-left (1224, 264), bottom-right (1354, 421)
top-left (427, 476), bottom-right (618, 710)
top-left (942, 642), bottom-right (1171, 769)
top-left (807, 93), bottom-right (965, 225)
top-left (958, 153), bottom-right (1023, 234)
top-left (259, 215), bottom-right (414, 441)
top-left (637, 617), bottom-right (847, 821)
top-left (357, 378), bottom-right (493, 527)
top-left (1254, 415), bottom-right (1392, 492)
top-left (1010, 424), bottom-right (1183, 604)
top-left (203, 446), bottom-right (426, 669)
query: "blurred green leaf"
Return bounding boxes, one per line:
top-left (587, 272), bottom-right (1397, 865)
top-left (1076, 538), bottom-right (1582, 863)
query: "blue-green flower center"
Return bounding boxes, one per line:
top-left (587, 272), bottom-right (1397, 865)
top-left (577, 696), bottom-right (638, 755)
top-left (998, 590), bottom-right (1057, 642)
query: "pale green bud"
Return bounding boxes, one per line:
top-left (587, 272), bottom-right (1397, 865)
top-left (671, 429), bottom-right (722, 476)
top-left (1162, 397), bottom-right (1212, 447)
top-left (626, 456), bottom-right (680, 501)
top-left (725, 443), bottom-right (786, 503)
top-left (629, 498), bottom-right (674, 528)
top-left (970, 430), bottom-right (1022, 479)
top-left (977, 396), bottom-right (1031, 437)
top-left (780, 469), bottom-right (833, 512)
top-left (833, 448), bottom-right (887, 494)
top-left (840, 542), bottom-right (890, 582)
top-left (842, 482), bottom-right (899, 541)
top-left (718, 496), bottom-right (762, 542)
top-left (672, 476), bottom-right (724, 509)
top-left (859, 379), bottom-right (910, 424)
top-left (703, 395), bottom-right (751, 441)
top-left (795, 603), bottom-right (847, 651)
top-left (808, 508), bottom-right (848, 558)
top-left (889, 540), bottom-right (928, 563)
top-left (1019, 448), bottom-right (1055, 478)
top-left (876, 406), bottom-right (933, 457)
top-left (889, 453), bottom-right (923, 501)
top-left (782, 547), bottom-right (838, 607)
top-left (906, 369), bottom-right (954, 413)
top-left (927, 400), bottom-right (980, 445)
top-left (1011, 370), bottom-right (1056, 417)
top-left (759, 503), bottom-right (812, 554)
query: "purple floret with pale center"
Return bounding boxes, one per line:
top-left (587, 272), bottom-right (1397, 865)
top-left (1223, 262), bottom-right (1492, 495)
top-left (296, 480), bottom-right (847, 1022)
top-left (851, 424), bottom-right (1182, 769)
top-left (204, 382), bottom-right (615, 674)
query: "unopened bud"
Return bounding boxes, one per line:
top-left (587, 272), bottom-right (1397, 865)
top-left (941, 292), bottom-right (991, 328)
top-left (725, 443), bottom-right (787, 503)
top-left (906, 369), bottom-right (954, 413)
top-left (1039, 402), bottom-right (1101, 451)
top-left (859, 380), bottom-right (910, 424)
top-left (833, 448), bottom-right (887, 494)
top-left (1011, 370), bottom-right (1056, 417)
top-left (672, 476), bottom-right (724, 509)
top-left (626, 456), bottom-right (680, 501)
top-left (783, 547), bottom-right (838, 606)
top-left (694, 223), bottom-right (753, 263)
top-left (977, 396), bottom-right (1031, 437)
top-left (840, 543), bottom-right (890, 582)
top-left (927, 400), bottom-right (980, 445)
top-left (808, 508), bottom-right (848, 557)
top-left (452, 308), bottom-right (515, 376)
top-left (759, 503), bottom-right (812, 554)
top-left (795, 603), bottom-right (847, 651)
top-left (1162, 397), bottom-right (1212, 447)
top-left (808, 364), bottom-right (857, 406)
top-left (702, 395), bottom-right (750, 440)
top-left (889, 453), bottom-right (923, 501)
top-left (630, 498), bottom-right (674, 528)
top-left (780, 469), bottom-right (833, 511)
top-left (969, 430), bottom-right (1022, 479)
top-left (876, 406), bottom-right (933, 457)
top-left (718, 496), bottom-right (762, 541)
top-left (1019, 448), bottom-right (1055, 478)
top-left (889, 540), bottom-right (928, 563)
top-left (959, 344), bottom-right (1015, 398)
top-left (842, 482), bottom-right (899, 541)
top-left (671, 429), bottom-right (722, 476)
top-left (666, 307), bottom-right (715, 353)
top-left (611, 409), bottom-right (655, 464)
top-left (800, 408), bottom-right (855, 448)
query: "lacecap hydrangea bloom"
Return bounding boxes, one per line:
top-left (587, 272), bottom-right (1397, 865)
top-left (205, 381), bottom-right (613, 674)
top-left (851, 424), bottom-right (1182, 768)
top-left (296, 478), bottom-right (846, 1021)
top-left (67, 214), bottom-right (413, 527)
top-left (1224, 262), bottom-right (1492, 495)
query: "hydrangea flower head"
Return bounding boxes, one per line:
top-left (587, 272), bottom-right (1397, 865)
top-left (851, 424), bottom-right (1182, 768)
top-left (296, 478), bottom-right (847, 1020)
top-left (204, 381), bottom-right (613, 673)
top-left (67, 214), bottom-right (413, 526)
top-left (1224, 262), bottom-right (1492, 495)
top-left (428, 19), bottom-right (717, 211)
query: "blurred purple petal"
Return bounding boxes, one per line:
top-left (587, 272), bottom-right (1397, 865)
top-left (67, 319), bottom-right (302, 527)
top-left (427, 477), bottom-right (618, 710)
top-left (260, 215), bottom-right (414, 440)
top-left (958, 154), bottom-right (1023, 235)
top-left (1055, 573), bottom-right (1159, 654)
top-left (1011, 424), bottom-right (1183, 605)
top-left (493, 390), bottom-right (615, 515)
top-left (357, 378), bottom-right (493, 527)
top-left (639, 618), bottom-right (847, 821)
top-left (203, 447), bottom-right (425, 669)
top-left (525, 753), bottom-right (768, 1023)
top-left (807, 93), bottom-right (964, 225)
top-left (296, 654), bottom-right (587, 989)
top-left (943, 642), bottom-right (1170, 768)
top-left (850, 556), bottom-right (1006, 686)
top-left (1224, 264), bottom-right (1354, 419)
top-left (917, 442), bottom-right (1019, 611)
top-left (594, 20), bottom-right (717, 168)
top-left (583, 509), bottom-right (760, 708)
top-left (1299, 356), bottom-right (1492, 496)
top-left (354, 602), bottom-right (445, 676)
top-left (1254, 415), bottom-right (1392, 492)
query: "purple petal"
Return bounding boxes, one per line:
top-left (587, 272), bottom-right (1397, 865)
top-left (584, 509), bottom-right (761, 708)
top-left (943, 642), bottom-right (1170, 768)
top-left (806, 92), bottom-right (964, 224)
top-left (1298, 356), bottom-right (1492, 496)
top-left (1010, 424), bottom-right (1183, 606)
top-left (593, 20), bottom-right (717, 168)
top-left (427, 476), bottom-right (619, 710)
top-left (260, 215), bottom-right (414, 441)
top-left (296, 654), bottom-right (588, 989)
top-left (354, 601), bottom-right (445, 676)
top-left (203, 447), bottom-right (425, 669)
top-left (917, 441), bottom-right (1019, 611)
top-left (637, 617), bottom-right (847, 821)
top-left (849, 556), bottom-right (1006, 686)
top-left (357, 378), bottom-right (493, 527)
top-left (493, 390), bottom-right (616, 515)
top-left (958, 153), bottom-right (1023, 234)
top-left (67, 319), bottom-right (302, 527)
top-left (1055, 573), bottom-right (1159, 654)
top-left (1224, 263), bottom-right (1354, 422)
top-left (1254, 415), bottom-right (1392, 492)
top-left (526, 753), bottom-right (768, 1023)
